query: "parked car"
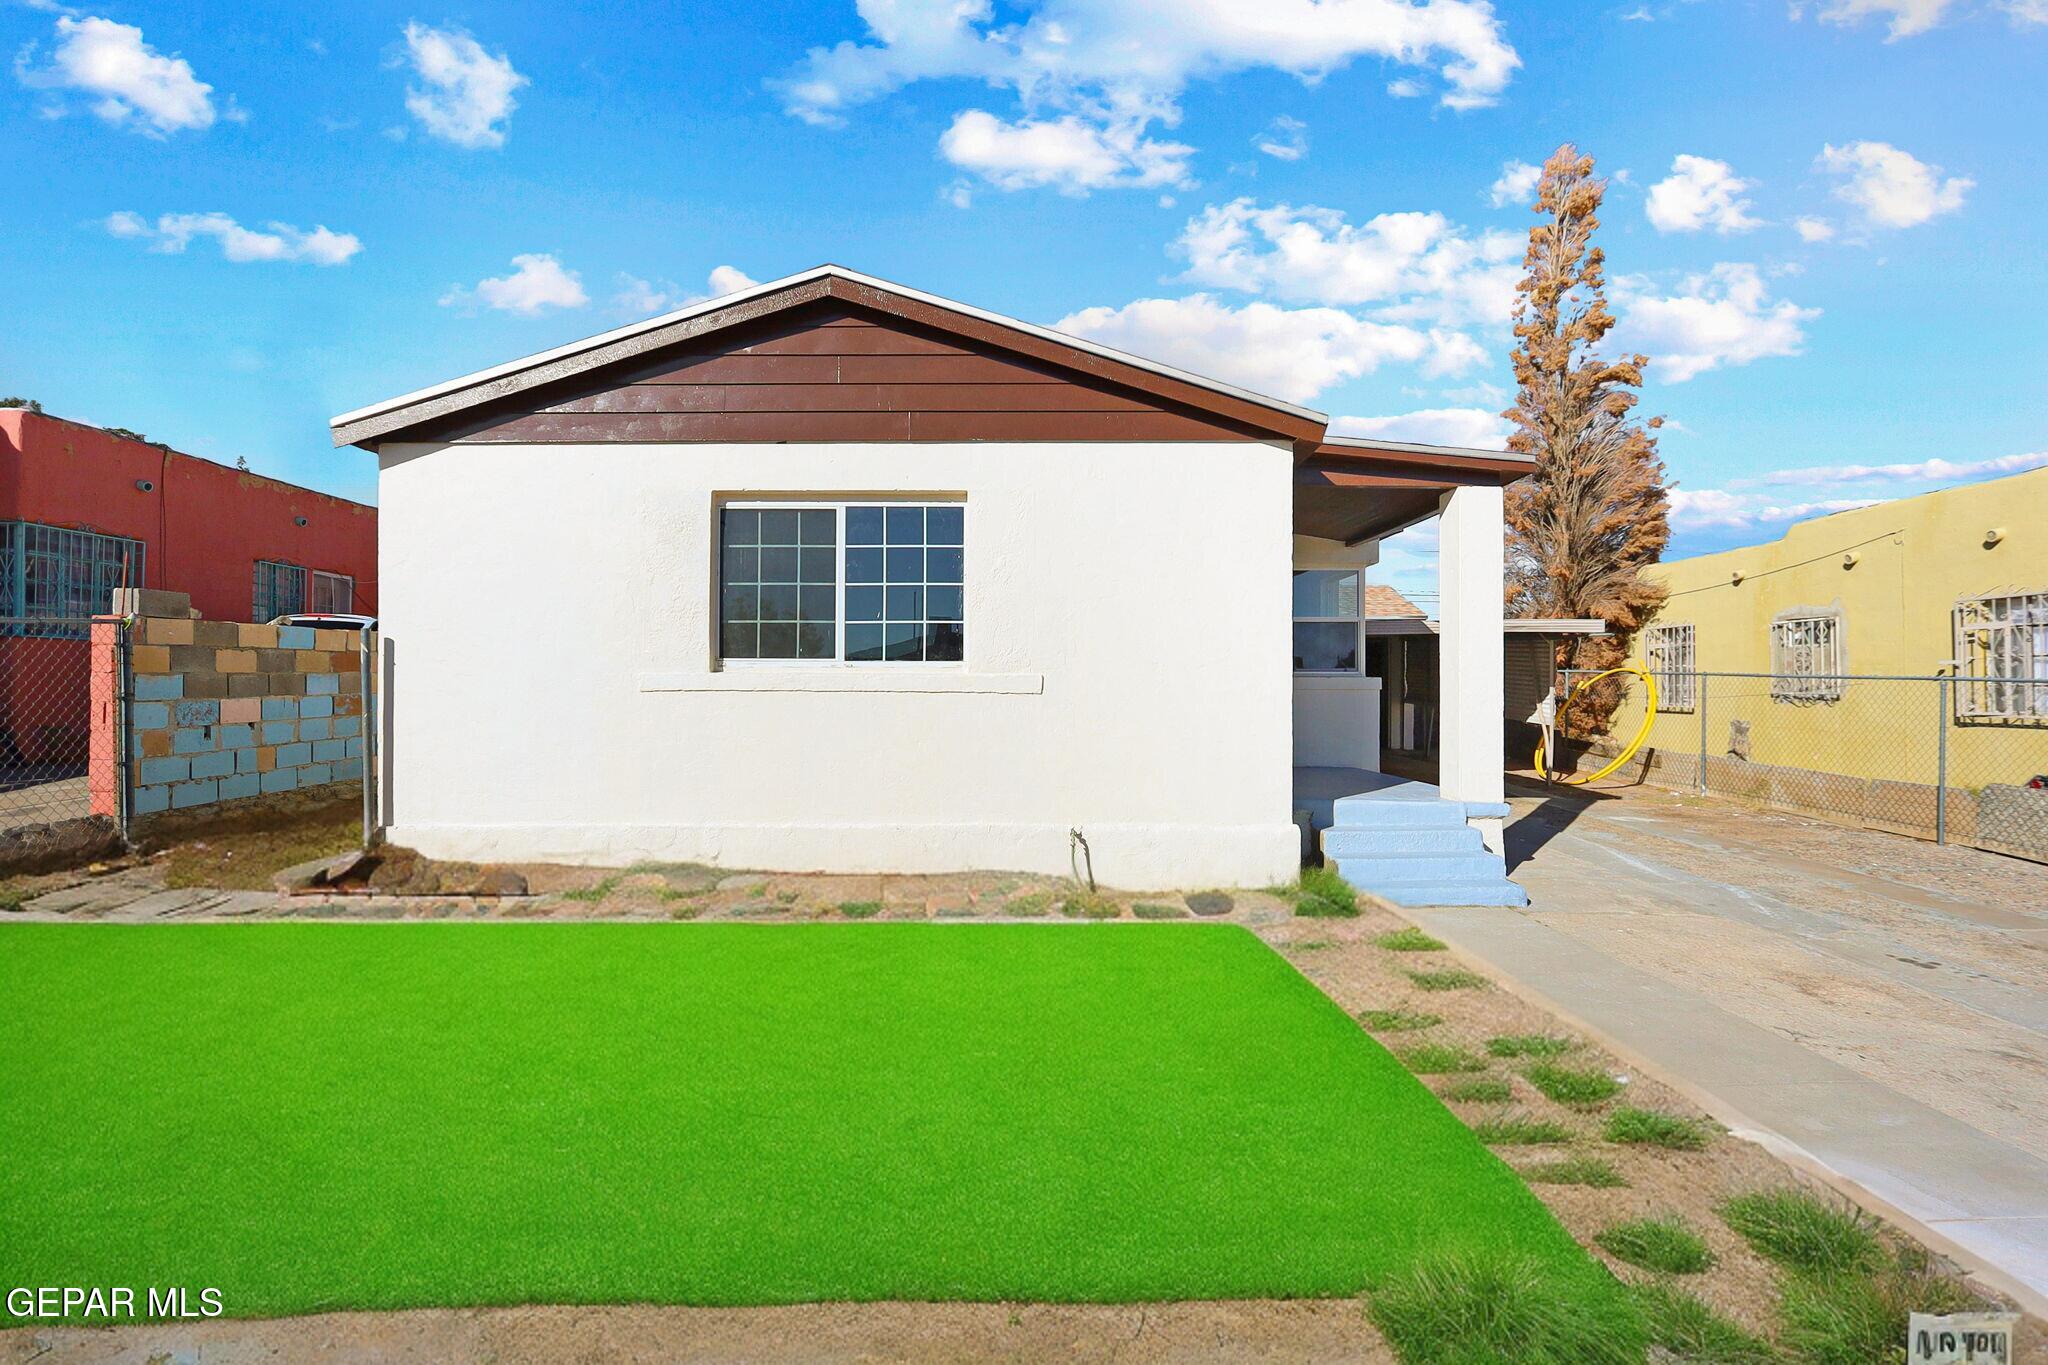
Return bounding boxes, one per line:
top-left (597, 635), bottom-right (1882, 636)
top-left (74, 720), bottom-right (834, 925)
top-left (269, 613), bottom-right (376, 633)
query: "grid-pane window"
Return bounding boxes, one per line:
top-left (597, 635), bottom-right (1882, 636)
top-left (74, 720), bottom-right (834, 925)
top-left (1292, 568), bottom-right (1360, 673)
top-left (1644, 623), bottom-right (1696, 712)
top-left (0, 522), bottom-right (146, 633)
top-left (1954, 589), bottom-right (2048, 722)
top-left (720, 507), bottom-right (839, 661)
top-left (1770, 611), bottom-right (1845, 702)
top-left (253, 560), bottom-right (307, 622)
top-left (311, 570), bottom-right (355, 615)
top-left (845, 505), bottom-right (963, 663)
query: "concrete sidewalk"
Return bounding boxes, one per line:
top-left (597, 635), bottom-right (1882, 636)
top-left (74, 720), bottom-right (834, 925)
top-left (1411, 781), bottom-right (2048, 1313)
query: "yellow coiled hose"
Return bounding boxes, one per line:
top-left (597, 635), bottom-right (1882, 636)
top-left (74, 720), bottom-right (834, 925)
top-left (1533, 662), bottom-right (1660, 786)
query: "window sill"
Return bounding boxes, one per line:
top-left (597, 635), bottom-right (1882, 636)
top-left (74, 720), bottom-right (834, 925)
top-left (639, 669), bottom-right (1044, 695)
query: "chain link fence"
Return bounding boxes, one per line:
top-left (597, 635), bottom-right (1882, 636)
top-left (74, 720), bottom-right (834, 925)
top-left (1554, 669), bottom-right (2048, 863)
top-left (0, 617), bottom-right (127, 871)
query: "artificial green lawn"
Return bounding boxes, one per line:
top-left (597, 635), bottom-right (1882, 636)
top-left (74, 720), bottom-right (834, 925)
top-left (1, 923), bottom-right (1617, 1322)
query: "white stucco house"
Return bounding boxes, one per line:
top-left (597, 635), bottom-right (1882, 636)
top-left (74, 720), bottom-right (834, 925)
top-left (333, 266), bottom-right (1531, 900)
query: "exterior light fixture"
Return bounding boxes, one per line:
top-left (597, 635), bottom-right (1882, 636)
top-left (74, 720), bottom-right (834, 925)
top-left (1985, 527), bottom-right (2007, 547)
top-left (1842, 552), bottom-right (1860, 569)
top-left (294, 516), bottom-right (310, 527)
top-left (134, 479), bottom-right (154, 492)
top-left (1730, 570), bottom-right (1745, 586)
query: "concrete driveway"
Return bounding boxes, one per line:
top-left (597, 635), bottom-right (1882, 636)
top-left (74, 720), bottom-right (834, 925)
top-left (1408, 776), bottom-right (2048, 1311)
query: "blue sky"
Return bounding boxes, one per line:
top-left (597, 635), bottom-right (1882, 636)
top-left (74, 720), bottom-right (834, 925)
top-left (5, 0), bottom-right (2044, 606)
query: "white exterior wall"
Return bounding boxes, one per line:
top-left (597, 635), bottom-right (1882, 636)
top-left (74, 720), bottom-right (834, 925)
top-left (1290, 534), bottom-right (1382, 772)
top-left (377, 440), bottom-right (1299, 890)
top-left (1436, 483), bottom-right (1507, 851)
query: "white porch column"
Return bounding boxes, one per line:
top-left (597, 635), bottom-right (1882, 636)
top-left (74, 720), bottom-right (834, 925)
top-left (1436, 483), bottom-right (1505, 852)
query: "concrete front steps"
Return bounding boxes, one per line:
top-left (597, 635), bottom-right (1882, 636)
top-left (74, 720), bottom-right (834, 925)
top-left (1321, 779), bottom-right (1529, 908)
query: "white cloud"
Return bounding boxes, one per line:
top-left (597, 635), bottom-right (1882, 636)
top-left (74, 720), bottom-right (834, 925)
top-left (1331, 406), bottom-right (1511, 448)
top-left (1645, 154), bottom-right (1762, 234)
top-left (1794, 216), bottom-right (1836, 242)
top-left (939, 109), bottom-right (1193, 192)
top-left (1805, 0), bottom-right (1959, 38)
top-left (1255, 115), bottom-right (1308, 161)
top-left (1757, 450), bottom-right (2048, 486)
top-left (16, 15), bottom-right (218, 135)
top-left (1817, 141), bottom-right (1970, 230)
top-left (1487, 159), bottom-right (1540, 208)
top-left (440, 254), bottom-right (588, 315)
top-left (609, 265), bottom-right (759, 317)
top-left (1668, 488), bottom-right (1879, 531)
top-left (1175, 197), bottom-right (1522, 329)
top-left (705, 265), bottom-right (759, 297)
top-left (941, 179), bottom-right (974, 208)
top-left (104, 211), bottom-right (360, 265)
top-left (1056, 294), bottom-right (1480, 403)
top-left (1386, 77), bottom-right (1425, 97)
top-left (399, 22), bottom-right (526, 149)
top-left (1612, 263), bottom-right (1819, 383)
top-left (2005, 0), bottom-right (2048, 22)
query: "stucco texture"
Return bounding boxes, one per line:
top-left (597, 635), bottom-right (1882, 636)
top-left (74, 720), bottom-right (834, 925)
top-left (377, 440), bottom-right (1299, 889)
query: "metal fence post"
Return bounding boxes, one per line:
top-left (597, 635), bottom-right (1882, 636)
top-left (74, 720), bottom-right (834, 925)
top-left (116, 617), bottom-right (134, 844)
top-left (360, 623), bottom-right (376, 851)
top-left (1936, 674), bottom-right (1949, 846)
top-left (1697, 672), bottom-right (1709, 796)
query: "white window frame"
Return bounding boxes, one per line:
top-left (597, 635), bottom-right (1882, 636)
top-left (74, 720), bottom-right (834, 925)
top-left (1770, 610), bottom-right (1846, 702)
top-left (311, 569), bottom-right (354, 615)
top-left (1643, 623), bottom-right (1696, 712)
top-left (717, 499), bottom-right (965, 670)
top-left (1953, 588), bottom-right (2048, 722)
top-left (1292, 568), bottom-right (1362, 675)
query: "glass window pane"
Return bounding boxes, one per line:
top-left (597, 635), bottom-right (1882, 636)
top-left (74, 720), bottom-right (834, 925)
top-left (759, 585), bottom-right (797, 622)
top-left (759, 546), bottom-right (799, 583)
top-left (847, 506), bottom-right (884, 545)
top-left (720, 621), bottom-right (757, 658)
top-left (759, 509), bottom-right (800, 545)
top-left (800, 547), bottom-right (834, 582)
top-left (846, 586), bottom-right (884, 622)
top-left (797, 622), bottom-right (835, 659)
top-left (886, 547), bottom-right (922, 582)
top-left (884, 621), bottom-right (923, 661)
top-left (845, 547), bottom-right (883, 583)
top-left (759, 622), bottom-right (799, 658)
top-left (1292, 570), bottom-right (1361, 618)
top-left (1293, 621), bottom-right (1358, 672)
top-left (722, 508), bottom-right (760, 546)
top-left (800, 509), bottom-right (836, 545)
top-left (886, 585), bottom-right (923, 620)
top-left (926, 546), bottom-right (963, 584)
top-left (927, 585), bottom-right (962, 622)
top-left (722, 545), bottom-right (757, 584)
top-left (721, 585), bottom-right (758, 623)
top-left (799, 585), bottom-right (834, 622)
top-left (846, 623), bottom-right (885, 661)
top-left (926, 623), bottom-right (963, 661)
top-left (926, 505), bottom-right (963, 545)
top-left (885, 506), bottom-right (924, 545)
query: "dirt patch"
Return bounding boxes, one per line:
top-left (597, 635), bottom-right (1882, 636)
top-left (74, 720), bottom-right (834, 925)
top-left (152, 796), bottom-right (363, 890)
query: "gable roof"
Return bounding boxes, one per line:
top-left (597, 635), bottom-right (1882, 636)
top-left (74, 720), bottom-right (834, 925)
top-left (1363, 584), bottom-right (1427, 618)
top-left (331, 265), bottom-right (1331, 449)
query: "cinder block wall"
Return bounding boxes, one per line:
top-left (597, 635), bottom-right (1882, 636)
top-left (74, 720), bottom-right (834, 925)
top-left (122, 617), bottom-right (370, 816)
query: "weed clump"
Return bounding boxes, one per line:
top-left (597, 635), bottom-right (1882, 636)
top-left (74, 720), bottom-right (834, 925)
top-left (1605, 1107), bottom-right (1713, 1151)
top-left (1595, 1215), bottom-right (1716, 1274)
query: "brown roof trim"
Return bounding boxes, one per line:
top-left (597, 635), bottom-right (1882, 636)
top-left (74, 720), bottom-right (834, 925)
top-left (1305, 439), bottom-right (1534, 483)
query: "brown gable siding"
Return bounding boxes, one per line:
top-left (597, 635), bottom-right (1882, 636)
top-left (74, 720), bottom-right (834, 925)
top-left (408, 303), bottom-right (1276, 445)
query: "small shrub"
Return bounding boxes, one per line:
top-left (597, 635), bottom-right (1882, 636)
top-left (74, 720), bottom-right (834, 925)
top-left (1524, 1063), bottom-right (1624, 1108)
top-left (1004, 891), bottom-right (1053, 917)
top-left (1595, 1215), bottom-right (1716, 1274)
top-left (1185, 890), bottom-right (1234, 916)
top-left (1631, 1282), bottom-right (1775, 1365)
top-left (1442, 1077), bottom-right (1513, 1103)
top-left (1131, 902), bottom-right (1188, 920)
top-left (1061, 892), bottom-right (1122, 920)
top-left (838, 900), bottom-right (882, 919)
top-left (560, 875), bottom-right (621, 904)
top-left (1521, 1156), bottom-right (1627, 1188)
top-left (1374, 926), bottom-right (1446, 952)
top-left (1286, 866), bottom-right (1357, 917)
top-left (1294, 893), bottom-right (1356, 918)
top-left (1605, 1107), bottom-right (1712, 1151)
top-left (1487, 1034), bottom-right (1576, 1059)
top-left (1396, 1043), bottom-right (1488, 1075)
top-left (1358, 1008), bottom-right (1441, 1032)
top-left (1407, 968), bottom-right (1489, 992)
top-left (1367, 1255), bottom-right (1643, 1365)
top-left (1778, 1246), bottom-right (1981, 1365)
top-left (1719, 1189), bottom-right (1880, 1274)
top-left (0, 889), bottom-right (24, 913)
top-left (1471, 1114), bottom-right (1575, 1146)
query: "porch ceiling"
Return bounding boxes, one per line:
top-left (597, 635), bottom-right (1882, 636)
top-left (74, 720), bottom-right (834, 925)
top-left (1293, 439), bottom-right (1533, 544)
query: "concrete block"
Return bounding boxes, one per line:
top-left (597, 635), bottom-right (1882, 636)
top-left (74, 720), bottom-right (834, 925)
top-left (276, 625), bottom-right (316, 650)
top-left (139, 756), bottom-right (189, 785)
top-left (333, 695), bottom-right (362, 717)
top-left (313, 738), bottom-right (348, 762)
top-left (189, 749), bottom-right (235, 780)
top-left (133, 673), bottom-right (183, 701)
top-left (174, 698), bottom-right (220, 727)
top-left (131, 644), bottom-right (171, 674)
top-left (219, 723), bottom-right (255, 748)
top-left (299, 716), bottom-right (332, 741)
top-left (261, 721), bottom-right (296, 744)
top-left (131, 784), bottom-right (172, 815)
top-left (193, 620), bottom-right (241, 648)
top-left (267, 672), bottom-right (306, 696)
top-left (219, 772), bottom-right (260, 801)
top-left (145, 617), bottom-right (195, 646)
top-left (226, 672), bottom-right (269, 698)
top-left (215, 648), bottom-right (257, 674)
top-left (220, 696), bottom-right (261, 725)
top-left (338, 672), bottom-right (363, 695)
top-left (235, 747), bottom-right (262, 774)
top-left (166, 644), bottom-right (214, 672)
top-left (300, 763), bottom-right (333, 786)
top-left (238, 623), bottom-right (280, 649)
top-left (256, 745), bottom-right (276, 772)
top-left (294, 650), bottom-right (328, 674)
top-left (334, 716), bottom-right (361, 738)
top-left (333, 757), bottom-right (363, 781)
top-left (171, 779), bottom-right (219, 809)
top-left (300, 695), bottom-right (334, 719)
top-left (327, 651), bottom-right (355, 672)
top-left (139, 729), bottom-right (173, 759)
top-left (183, 672), bottom-right (229, 700)
top-left (131, 701), bottom-right (171, 730)
top-left (344, 736), bottom-right (365, 757)
top-left (307, 673), bottom-right (339, 695)
top-left (275, 741), bottom-right (312, 768)
top-left (261, 697), bottom-right (299, 720)
top-left (314, 628), bottom-right (350, 652)
top-left (255, 649), bottom-right (294, 673)
top-left (110, 588), bottom-right (190, 618)
top-left (172, 727), bottom-right (217, 755)
top-left (260, 767), bottom-right (298, 794)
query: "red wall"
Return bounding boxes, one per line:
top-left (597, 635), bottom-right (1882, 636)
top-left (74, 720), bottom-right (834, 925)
top-left (0, 410), bottom-right (376, 621)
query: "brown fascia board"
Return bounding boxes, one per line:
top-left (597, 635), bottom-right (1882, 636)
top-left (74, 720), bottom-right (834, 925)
top-left (1305, 438), bottom-right (1535, 484)
top-left (331, 266), bottom-right (1326, 449)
